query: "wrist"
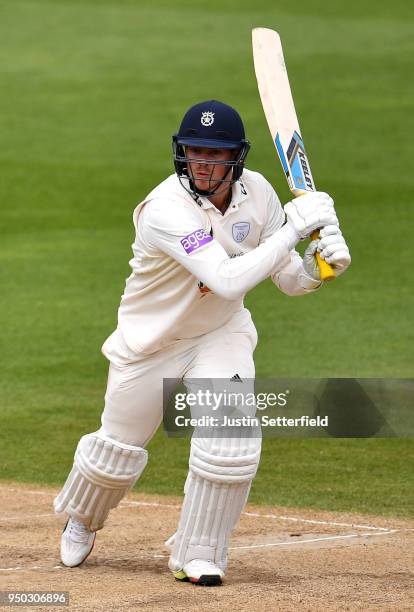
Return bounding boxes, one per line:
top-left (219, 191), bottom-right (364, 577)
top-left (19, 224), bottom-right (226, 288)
top-left (299, 268), bottom-right (322, 290)
top-left (278, 222), bottom-right (300, 251)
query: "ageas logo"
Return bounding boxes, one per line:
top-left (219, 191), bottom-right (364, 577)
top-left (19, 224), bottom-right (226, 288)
top-left (181, 229), bottom-right (213, 254)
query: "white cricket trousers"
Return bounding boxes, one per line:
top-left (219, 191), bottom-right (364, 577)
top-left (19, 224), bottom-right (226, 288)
top-left (99, 308), bottom-right (258, 447)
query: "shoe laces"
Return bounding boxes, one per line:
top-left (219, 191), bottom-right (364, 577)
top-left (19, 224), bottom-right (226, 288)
top-left (67, 519), bottom-right (92, 543)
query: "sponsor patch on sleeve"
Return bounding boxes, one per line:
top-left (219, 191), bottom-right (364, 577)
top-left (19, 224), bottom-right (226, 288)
top-left (180, 229), bottom-right (213, 254)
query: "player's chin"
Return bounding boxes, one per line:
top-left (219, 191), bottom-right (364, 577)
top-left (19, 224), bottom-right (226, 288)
top-left (193, 178), bottom-right (216, 190)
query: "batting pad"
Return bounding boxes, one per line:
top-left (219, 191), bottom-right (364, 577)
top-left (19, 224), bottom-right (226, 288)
top-left (168, 433), bottom-right (261, 572)
top-left (54, 431), bottom-right (148, 531)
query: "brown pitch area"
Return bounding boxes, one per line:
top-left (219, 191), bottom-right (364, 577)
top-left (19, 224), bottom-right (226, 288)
top-left (0, 483), bottom-right (413, 611)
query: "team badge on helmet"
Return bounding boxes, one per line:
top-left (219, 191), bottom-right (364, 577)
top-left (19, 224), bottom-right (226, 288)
top-left (201, 111), bottom-right (215, 127)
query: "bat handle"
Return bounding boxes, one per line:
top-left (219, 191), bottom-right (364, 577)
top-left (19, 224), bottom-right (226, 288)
top-left (310, 230), bottom-right (336, 281)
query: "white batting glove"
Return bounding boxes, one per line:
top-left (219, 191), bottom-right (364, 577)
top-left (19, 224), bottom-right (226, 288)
top-left (318, 225), bottom-right (351, 275)
top-left (284, 192), bottom-right (339, 240)
top-left (302, 239), bottom-right (321, 280)
top-left (303, 225), bottom-right (351, 280)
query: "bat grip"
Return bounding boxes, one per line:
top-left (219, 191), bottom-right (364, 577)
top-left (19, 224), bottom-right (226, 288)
top-left (311, 230), bottom-right (336, 281)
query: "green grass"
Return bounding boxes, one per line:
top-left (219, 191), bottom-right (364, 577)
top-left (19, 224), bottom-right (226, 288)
top-left (0, 0), bottom-right (413, 518)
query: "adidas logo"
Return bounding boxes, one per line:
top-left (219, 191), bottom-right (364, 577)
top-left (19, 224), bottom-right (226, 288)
top-left (230, 374), bottom-right (243, 382)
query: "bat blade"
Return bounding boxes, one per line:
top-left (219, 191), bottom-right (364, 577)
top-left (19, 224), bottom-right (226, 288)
top-left (252, 27), bottom-right (335, 281)
top-left (252, 27), bottom-right (315, 197)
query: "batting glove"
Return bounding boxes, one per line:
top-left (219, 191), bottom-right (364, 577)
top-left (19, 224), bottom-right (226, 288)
top-left (284, 192), bottom-right (339, 240)
top-left (303, 225), bottom-right (351, 280)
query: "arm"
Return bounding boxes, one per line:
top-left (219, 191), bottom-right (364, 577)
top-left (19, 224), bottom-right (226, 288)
top-left (139, 199), bottom-right (299, 301)
top-left (272, 250), bottom-right (323, 296)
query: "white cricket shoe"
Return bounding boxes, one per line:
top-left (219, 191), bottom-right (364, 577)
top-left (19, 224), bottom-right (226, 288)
top-left (174, 559), bottom-right (224, 586)
top-left (60, 518), bottom-right (96, 567)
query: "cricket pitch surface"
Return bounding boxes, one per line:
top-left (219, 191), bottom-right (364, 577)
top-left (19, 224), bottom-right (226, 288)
top-left (1, 483), bottom-right (413, 611)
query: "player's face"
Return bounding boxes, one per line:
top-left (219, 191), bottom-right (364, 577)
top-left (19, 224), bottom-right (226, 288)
top-left (185, 146), bottom-right (235, 192)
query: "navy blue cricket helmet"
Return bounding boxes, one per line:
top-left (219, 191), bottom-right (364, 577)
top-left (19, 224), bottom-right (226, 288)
top-left (172, 100), bottom-right (250, 197)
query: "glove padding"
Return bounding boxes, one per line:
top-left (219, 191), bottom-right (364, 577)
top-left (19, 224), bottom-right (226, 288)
top-left (284, 192), bottom-right (338, 240)
top-left (303, 225), bottom-right (351, 280)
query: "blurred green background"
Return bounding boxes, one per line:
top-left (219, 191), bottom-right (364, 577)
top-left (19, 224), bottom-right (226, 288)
top-left (0, 0), bottom-right (413, 517)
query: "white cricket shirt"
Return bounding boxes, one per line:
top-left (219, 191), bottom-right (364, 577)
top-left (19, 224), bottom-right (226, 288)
top-left (117, 169), bottom-right (317, 355)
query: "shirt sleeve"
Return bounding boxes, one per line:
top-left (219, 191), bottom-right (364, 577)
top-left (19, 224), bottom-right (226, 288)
top-left (271, 250), bottom-right (322, 295)
top-left (138, 198), bottom-right (297, 301)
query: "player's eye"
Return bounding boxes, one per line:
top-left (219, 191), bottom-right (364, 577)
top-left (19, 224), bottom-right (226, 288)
top-left (187, 147), bottom-right (202, 157)
top-left (212, 149), bottom-right (231, 160)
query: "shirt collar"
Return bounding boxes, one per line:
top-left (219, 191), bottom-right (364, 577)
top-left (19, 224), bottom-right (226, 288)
top-left (197, 178), bottom-right (249, 212)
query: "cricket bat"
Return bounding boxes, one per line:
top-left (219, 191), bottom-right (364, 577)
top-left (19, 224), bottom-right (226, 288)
top-left (252, 27), bottom-right (335, 281)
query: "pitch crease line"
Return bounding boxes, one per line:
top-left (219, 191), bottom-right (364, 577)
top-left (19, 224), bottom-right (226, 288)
top-left (120, 501), bottom-right (181, 510)
top-left (3, 488), bottom-right (52, 496)
top-left (0, 513), bottom-right (57, 522)
top-left (230, 530), bottom-right (398, 550)
top-left (0, 531), bottom-right (398, 573)
top-left (1, 488), bottom-right (396, 532)
top-left (242, 511), bottom-right (391, 531)
top-left (120, 501), bottom-right (390, 532)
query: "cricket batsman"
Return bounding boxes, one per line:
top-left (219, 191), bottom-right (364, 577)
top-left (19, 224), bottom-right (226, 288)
top-left (54, 100), bottom-right (351, 585)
